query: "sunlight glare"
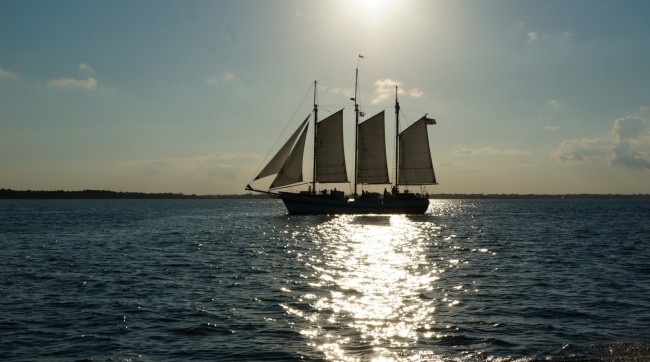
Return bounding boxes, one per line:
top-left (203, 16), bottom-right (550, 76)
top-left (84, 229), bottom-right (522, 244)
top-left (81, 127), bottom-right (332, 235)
top-left (357, 0), bottom-right (392, 13)
top-left (287, 214), bottom-right (441, 360)
top-left (348, 0), bottom-right (397, 25)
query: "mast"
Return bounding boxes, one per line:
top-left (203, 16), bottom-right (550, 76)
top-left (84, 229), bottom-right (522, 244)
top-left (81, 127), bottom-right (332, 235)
top-left (353, 66), bottom-right (360, 198)
top-left (394, 85), bottom-right (400, 193)
top-left (312, 81), bottom-right (318, 194)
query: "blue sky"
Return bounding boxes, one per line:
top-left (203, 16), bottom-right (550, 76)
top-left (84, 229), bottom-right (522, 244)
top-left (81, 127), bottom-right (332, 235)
top-left (1, 0), bottom-right (649, 194)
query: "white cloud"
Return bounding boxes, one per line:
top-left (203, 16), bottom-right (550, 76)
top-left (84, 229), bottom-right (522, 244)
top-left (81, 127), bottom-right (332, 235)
top-left (206, 71), bottom-right (237, 85)
top-left (552, 116), bottom-right (650, 169)
top-left (527, 31), bottom-right (539, 44)
top-left (455, 146), bottom-right (531, 156)
top-left (372, 78), bottom-right (402, 104)
top-left (371, 78), bottom-right (423, 104)
top-left (47, 76), bottom-right (98, 90)
top-left (546, 126), bottom-right (560, 131)
top-left (0, 66), bottom-right (18, 80)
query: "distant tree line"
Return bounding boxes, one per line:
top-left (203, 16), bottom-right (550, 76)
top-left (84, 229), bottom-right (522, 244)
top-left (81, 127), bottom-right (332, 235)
top-left (0, 189), bottom-right (647, 200)
top-left (428, 193), bottom-right (649, 200)
top-left (0, 189), bottom-right (272, 199)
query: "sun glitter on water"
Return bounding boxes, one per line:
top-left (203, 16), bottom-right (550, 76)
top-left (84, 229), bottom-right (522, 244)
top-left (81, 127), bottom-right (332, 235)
top-left (284, 214), bottom-right (444, 361)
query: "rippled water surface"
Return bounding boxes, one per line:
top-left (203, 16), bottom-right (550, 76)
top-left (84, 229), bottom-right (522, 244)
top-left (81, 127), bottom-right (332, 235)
top-left (1, 199), bottom-right (649, 361)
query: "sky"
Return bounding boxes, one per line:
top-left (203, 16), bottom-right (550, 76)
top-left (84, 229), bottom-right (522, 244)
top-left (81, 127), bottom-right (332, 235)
top-left (1, 0), bottom-right (649, 195)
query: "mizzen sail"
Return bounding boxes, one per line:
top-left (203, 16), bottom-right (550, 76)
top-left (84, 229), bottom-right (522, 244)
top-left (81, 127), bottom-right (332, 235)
top-left (357, 111), bottom-right (390, 184)
top-left (398, 117), bottom-right (437, 185)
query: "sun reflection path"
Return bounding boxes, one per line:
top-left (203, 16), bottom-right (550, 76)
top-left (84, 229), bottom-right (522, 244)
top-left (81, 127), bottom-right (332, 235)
top-left (288, 214), bottom-right (443, 361)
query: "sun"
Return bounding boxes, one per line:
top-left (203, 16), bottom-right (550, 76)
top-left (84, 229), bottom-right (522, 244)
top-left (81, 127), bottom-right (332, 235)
top-left (352, 0), bottom-right (396, 19)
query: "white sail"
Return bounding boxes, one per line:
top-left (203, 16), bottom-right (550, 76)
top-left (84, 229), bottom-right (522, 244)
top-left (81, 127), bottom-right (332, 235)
top-left (398, 117), bottom-right (437, 185)
top-left (255, 117), bottom-right (309, 181)
top-left (270, 123), bottom-right (310, 188)
top-left (357, 111), bottom-right (390, 184)
top-left (315, 110), bottom-right (348, 183)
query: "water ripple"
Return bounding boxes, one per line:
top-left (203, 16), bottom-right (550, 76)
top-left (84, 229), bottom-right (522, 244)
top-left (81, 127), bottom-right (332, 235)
top-left (1, 199), bottom-right (649, 360)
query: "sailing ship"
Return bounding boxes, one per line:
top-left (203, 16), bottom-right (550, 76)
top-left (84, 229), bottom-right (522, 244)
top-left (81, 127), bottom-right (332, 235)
top-left (246, 64), bottom-right (438, 214)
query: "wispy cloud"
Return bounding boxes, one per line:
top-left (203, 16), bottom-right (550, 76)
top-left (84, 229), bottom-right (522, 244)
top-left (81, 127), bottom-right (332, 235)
top-left (224, 24), bottom-right (238, 43)
top-left (205, 71), bottom-right (237, 85)
top-left (409, 88), bottom-right (423, 98)
top-left (295, 8), bottom-right (315, 20)
top-left (552, 138), bottom-right (613, 164)
top-left (545, 126), bottom-right (560, 131)
top-left (115, 152), bottom-right (261, 194)
top-left (79, 63), bottom-right (96, 74)
top-left (514, 22), bottom-right (524, 35)
top-left (45, 63), bottom-right (100, 90)
top-left (552, 116), bottom-right (650, 169)
top-left (560, 31), bottom-right (573, 42)
top-left (547, 99), bottom-right (560, 109)
top-left (0, 66), bottom-right (18, 80)
top-left (455, 146), bottom-right (532, 156)
top-left (126, 152), bottom-right (260, 181)
top-left (610, 117), bottom-right (650, 169)
top-left (520, 22), bottom-right (572, 45)
top-left (323, 85), bottom-right (354, 98)
top-left (47, 77), bottom-right (98, 90)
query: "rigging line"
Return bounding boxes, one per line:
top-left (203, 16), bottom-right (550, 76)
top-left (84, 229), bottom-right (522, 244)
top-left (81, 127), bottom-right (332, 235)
top-left (314, 75), bottom-right (358, 101)
top-left (398, 109), bottom-right (416, 132)
top-left (398, 106), bottom-right (432, 131)
top-left (400, 106), bottom-right (432, 116)
top-left (318, 106), bottom-right (334, 115)
top-left (318, 105), bottom-right (348, 114)
top-left (357, 104), bottom-right (385, 113)
top-left (250, 83), bottom-right (314, 180)
top-left (271, 182), bottom-right (309, 191)
top-left (315, 69), bottom-right (356, 82)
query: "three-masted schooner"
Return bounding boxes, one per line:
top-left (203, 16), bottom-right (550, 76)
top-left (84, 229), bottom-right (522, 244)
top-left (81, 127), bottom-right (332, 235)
top-left (246, 64), bottom-right (438, 214)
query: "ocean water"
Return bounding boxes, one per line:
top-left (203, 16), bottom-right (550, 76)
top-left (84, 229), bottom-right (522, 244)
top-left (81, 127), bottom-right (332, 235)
top-left (1, 198), bottom-right (649, 361)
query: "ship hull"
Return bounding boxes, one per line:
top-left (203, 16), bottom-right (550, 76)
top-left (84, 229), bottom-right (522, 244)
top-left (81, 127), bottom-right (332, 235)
top-left (279, 192), bottom-right (429, 215)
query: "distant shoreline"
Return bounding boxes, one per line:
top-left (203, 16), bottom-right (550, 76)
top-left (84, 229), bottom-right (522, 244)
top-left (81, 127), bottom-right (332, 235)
top-left (1, 189), bottom-right (648, 200)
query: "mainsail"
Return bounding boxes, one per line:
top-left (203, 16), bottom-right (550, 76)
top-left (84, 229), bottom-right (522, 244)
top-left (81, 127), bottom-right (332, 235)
top-left (357, 111), bottom-right (389, 184)
top-left (398, 116), bottom-right (437, 185)
top-left (270, 122), bottom-right (310, 188)
top-left (315, 110), bottom-right (348, 183)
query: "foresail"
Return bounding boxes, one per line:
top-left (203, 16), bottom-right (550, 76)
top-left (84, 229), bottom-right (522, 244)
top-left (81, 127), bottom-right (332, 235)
top-left (398, 117), bottom-right (437, 185)
top-left (357, 111), bottom-right (389, 184)
top-left (255, 116), bottom-right (310, 181)
top-left (270, 123), bottom-right (310, 188)
top-left (315, 110), bottom-right (348, 183)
